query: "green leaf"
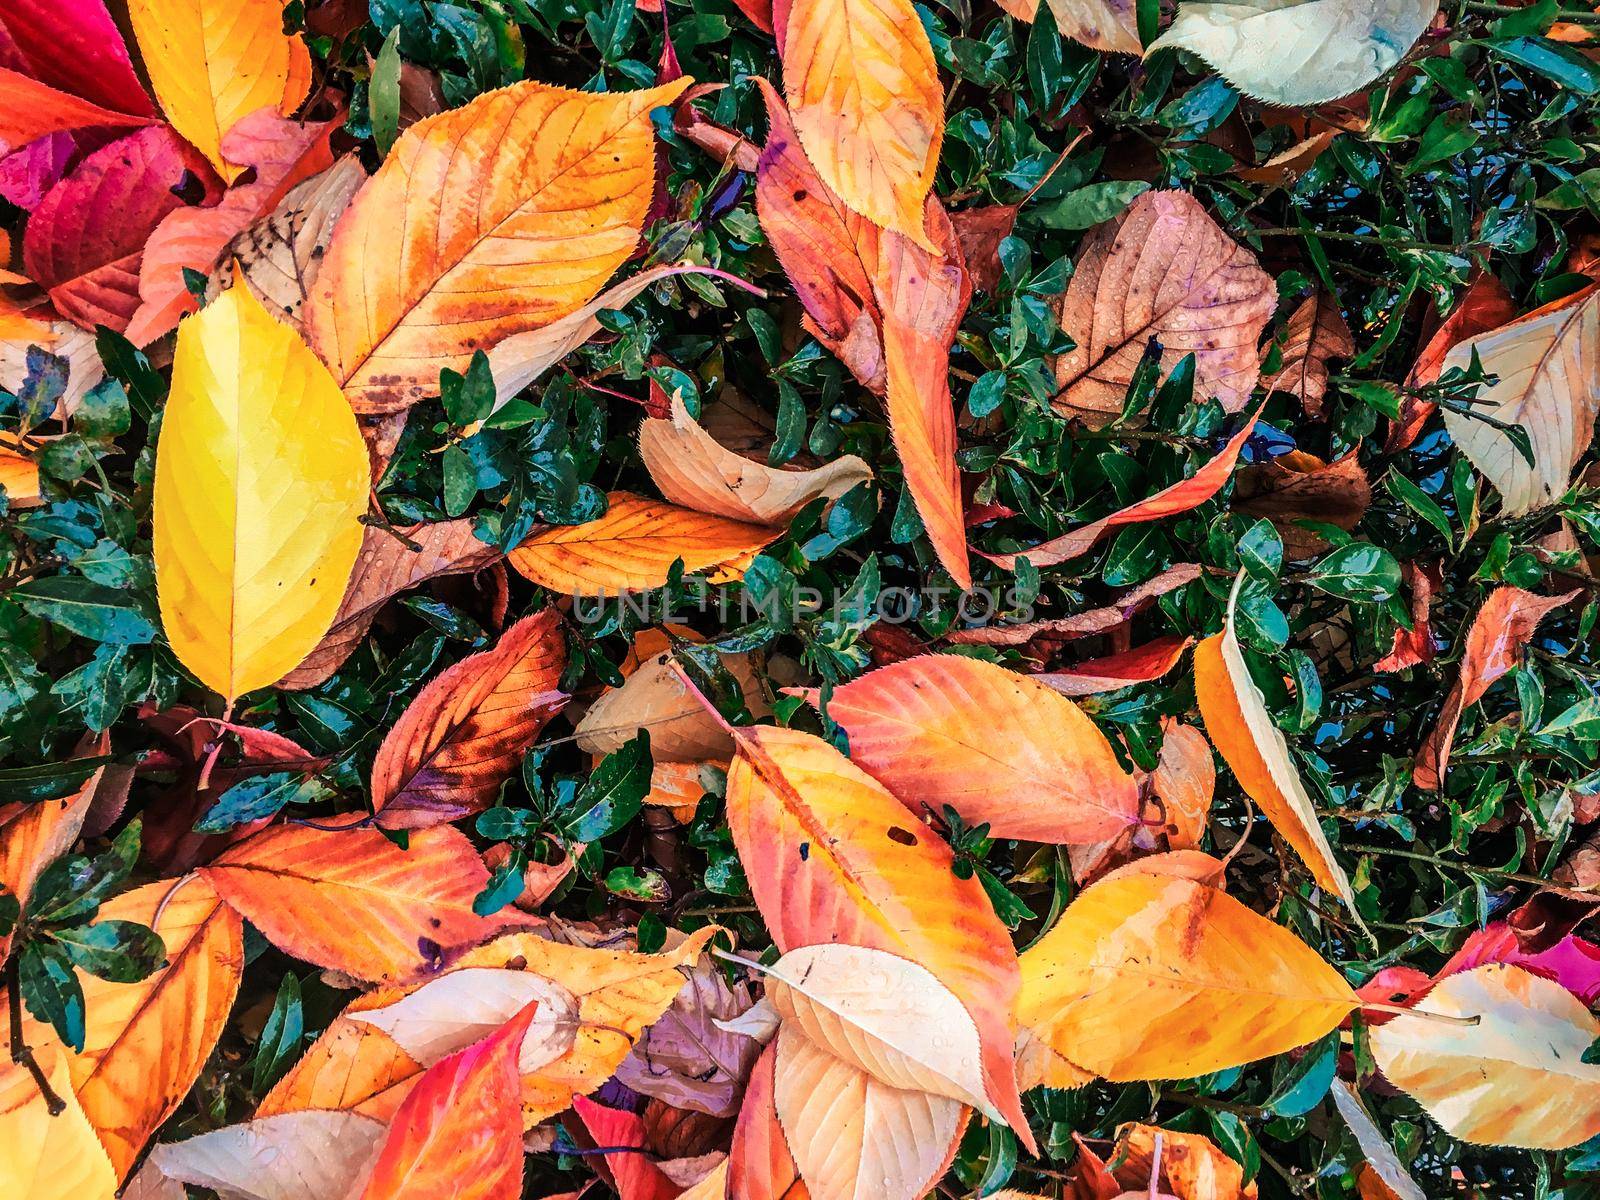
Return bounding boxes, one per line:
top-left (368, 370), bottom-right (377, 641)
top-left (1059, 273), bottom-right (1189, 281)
top-left (564, 731), bottom-right (650, 841)
top-left (11, 577), bottom-right (159, 645)
top-left (251, 972), bottom-right (305, 1094)
top-left (371, 25), bottom-right (403, 156)
top-left (50, 919), bottom-right (167, 983)
top-left (30, 819), bottom-right (142, 926)
top-left (0, 756), bottom-right (110, 806)
top-left (195, 772), bottom-right (326, 835)
top-left (19, 939), bottom-right (86, 1052)
top-left (1306, 543), bottom-right (1403, 602)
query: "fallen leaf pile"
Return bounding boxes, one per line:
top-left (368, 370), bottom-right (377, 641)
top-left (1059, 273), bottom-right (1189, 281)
top-left (4, 1), bottom-right (1600, 1198)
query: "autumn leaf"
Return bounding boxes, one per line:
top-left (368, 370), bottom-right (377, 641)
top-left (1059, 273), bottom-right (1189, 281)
top-left (1052, 190), bottom-right (1276, 425)
top-left (1043, 0), bottom-right (1141, 53)
top-left (0, 743), bottom-right (105, 962)
top-left (0, 1055), bottom-right (117, 1200)
top-left (1413, 585), bottom-right (1578, 790)
top-left (509, 492), bottom-right (777, 593)
top-left (816, 654), bottom-right (1141, 843)
top-left (277, 518), bottom-right (503, 690)
top-left (1440, 283), bottom-right (1600, 515)
top-left (124, 110), bottom-right (340, 346)
top-left (370, 609), bottom-right (567, 829)
top-left (725, 722), bottom-right (1035, 1151)
top-left (353, 1002), bottom-right (539, 1200)
top-left (199, 815), bottom-right (528, 983)
top-left (1016, 856), bottom-right (1358, 1081)
top-left (152, 280), bottom-right (369, 701)
top-left (1193, 575), bottom-right (1354, 903)
top-left (1374, 561), bottom-right (1441, 673)
top-left (729, 1044), bottom-right (806, 1200)
top-left (306, 78), bottom-right (690, 413)
top-left (779, 0), bottom-right (943, 247)
top-left (984, 405), bottom-right (1262, 569)
top-left (126, 0), bottom-right (312, 180)
top-left (23, 126), bottom-right (217, 331)
top-left (755, 82), bottom-right (972, 587)
top-left (1263, 291), bottom-right (1355, 418)
top-left (0, 0), bottom-right (156, 126)
top-left (149, 1109), bottom-right (388, 1200)
top-left (1148, 0), bottom-right (1439, 106)
top-left (1234, 449), bottom-right (1372, 560)
top-left (1035, 635), bottom-right (1193, 697)
top-left (641, 391), bottom-right (872, 526)
top-left (571, 1097), bottom-right (680, 1200)
top-left (1369, 964), bottom-right (1600, 1149)
top-left (1390, 270), bottom-right (1516, 451)
top-left (209, 154), bottom-right (369, 333)
top-left (0, 71), bottom-right (154, 155)
top-left (1149, 720), bottom-right (1215, 852)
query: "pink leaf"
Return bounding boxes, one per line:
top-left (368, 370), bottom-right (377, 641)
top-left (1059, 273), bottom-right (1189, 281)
top-left (0, 0), bottom-right (154, 117)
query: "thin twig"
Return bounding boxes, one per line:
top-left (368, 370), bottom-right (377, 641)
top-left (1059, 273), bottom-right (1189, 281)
top-left (7, 955), bottom-right (64, 1116)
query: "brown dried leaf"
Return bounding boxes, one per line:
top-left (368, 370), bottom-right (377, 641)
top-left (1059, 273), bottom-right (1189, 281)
top-left (1234, 449), bottom-right (1372, 560)
top-left (1262, 291), bottom-right (1354, 418)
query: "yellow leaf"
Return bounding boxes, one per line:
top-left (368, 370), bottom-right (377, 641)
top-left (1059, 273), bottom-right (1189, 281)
top-left (0, 1055), bottom-right (117, 1200)
top-left (508, 492), bottom-right (777, 594)
top-left (1017, 859), bottom-right (1358, 1081)
top-left (153, 281), bottom-right (370, 701)
top-left (781, 0), bottom-right (944, 248)
top-left (1369, 963), bottom-right (1600, 1149)
top-left (127, 0), bottom-right (312, 180)
top-left (1193, 574), bottom-right (1354, 904)
top-left (305, 79), bottom-right (690, 414)
top-left (1147, 0), bottom-right (1438, 107)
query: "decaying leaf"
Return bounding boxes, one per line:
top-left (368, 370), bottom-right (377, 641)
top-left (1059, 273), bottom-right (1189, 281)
top-left (1263, 291), bottom-right (1355, 418)
top-left (1148, 0), bottom-right (1439, 107)
top-left (1234, 449), bottom-right (1372, 560)
top-left (150, 1110), bottom-right (387, 1200)
top-left (1017, 855), bottom-right (1358, 1081)
top-left (1194, 575), bottom-right (1355, 903)
top-left (153, 280), bottom-right (369, 701)
top-left (1052, 190), bottom-right (1276, 425)
top-left (817, 654), bottom-right (1141, 843)
top-left (1035, 635), bottom-right (1193, 696)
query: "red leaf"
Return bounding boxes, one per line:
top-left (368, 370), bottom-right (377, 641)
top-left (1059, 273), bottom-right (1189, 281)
top-left (1374, 561), bottom-right (1441, 673)
top-left (1388, 271), bottom-right (1516, 452)
top-left (370, 609), bottom-right (568, 830)
top-left (354, 1001), bottom-right (538, 1200)
top-left (729, 1043), bottom-right (805, 1200)
top-left (23, 125), bottom-right (218, 331)
top-left (571, 1097), bottom-right (679, 1200)
top-left (1035, 634), bottom-right (1193, 697)
top-left (0, 70), bottom-right (153, 156)
top-left (0, 0), bottom-right (154, 118)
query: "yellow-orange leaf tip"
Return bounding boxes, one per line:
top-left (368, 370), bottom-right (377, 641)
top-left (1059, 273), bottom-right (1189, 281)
top-left (154, 282), bottom-right (370, 701)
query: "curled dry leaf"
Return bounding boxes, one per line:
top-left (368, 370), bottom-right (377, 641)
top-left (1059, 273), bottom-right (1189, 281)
top-left (755, 82), bottom-right (972, 587)
top-left (1374, 560), bottom-right (1440, 673)
top-left (0, 1055), bottom-right (117, 1200)
top-left (774, 1023), bottom-right (967, 1200)
top-left (1043, 0), bottom-right (1140, 53)
top-left (149, 1110), bottom-right (387, 1200)
top-left (985, 406), bottom-right (1261, 570)
top-left (1035, 635), bottom-right (1193, 697)
top-left (1262, 290), bottom-right (1355, 418)
top-left (199, 815), bottom-right (530, 984)
top-left (725, 722), bottom-right (1034, 1151)
top-left (1413, 586), bottom-right (1578, 790)
top-left (947, 563), bottom-right (1203, 650)
top-left (1016, 855), bottom-right (1358, 1082)
top-left (1194, 575), bottom-right (1354, 903)
top-left (1369, 964), bottom-right (1600, 1149)
top-left (306, 78), bottom-right (690, 413)
top-left (124, 109), bottom-right (340, 346)
top-left (509, 492), bottom-right (776, 593)
top-left (23, 125), bottom-right (218, 331)
top-left (1441, 283), bottom-right (1600, 515)
top-left (1148, 0), bottom-right (1439, 107)
top-left (208, 154), bottom-right (369, 333)
top-left (277, 518), bottom-right (503, 690)
top-left (1052, 190), bottom-right (1276, 425)
top-left (779, 0), bottom-right (942, 247)
top-left (153, 280), bottom-right (369, 702)
top-left (126, 0), bottom-right (311, 181)
top-left (641, 391), bottom-right (872, 526)
top-left (370, 608), bottom-right (568, 829)
top-left (353, 1003), bottom-right (540, 1200)
top-left (1149, 719), bottom-right (1215, 851)
top-left (575, 635), bottom-right (770, 761)
top-left (1391, 270), bottom-right (1516, 452)
top-left (817, 653), bottom-right (1141, 843)
top-left (1234, 448), bottom-right (1372, 560)
top-left (21, 876), bottom-right (244, 1180)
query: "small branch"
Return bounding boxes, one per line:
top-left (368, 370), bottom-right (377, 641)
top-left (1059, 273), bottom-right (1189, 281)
top-left (1464, 0), bottom-right (1600, 20)
top-left (7, 955), bottom-right (64, 1116)
top-left (1359, 1000), bottom-right (1480, 1026)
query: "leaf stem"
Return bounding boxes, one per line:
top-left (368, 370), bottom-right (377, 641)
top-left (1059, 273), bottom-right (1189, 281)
top-left (6, 954), bottom-right (64, 1116)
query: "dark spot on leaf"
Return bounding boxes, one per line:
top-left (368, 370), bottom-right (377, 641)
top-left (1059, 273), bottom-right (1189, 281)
top-left (799, 841), bottom-right (810, 860)
top-left (170, 170), bottom-right (207, 205)
top-left (886, 826), bottom-right (916, 846)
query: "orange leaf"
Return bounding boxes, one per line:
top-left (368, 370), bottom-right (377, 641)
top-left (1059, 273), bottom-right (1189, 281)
top-left (755, 83), bottom-right (971, 586)
top-left (1374, 561), bottom-right (1441, 674)
top-left (1016, 857), bottom-right (1358, 1082)
top-left (1233, 448), bottom-right (1372, 560)
top-left (1149, 720), bottom-right (1215, 852)
top-left (277, 518), bottom-right (503, 690)
top-left (1413, 586), bottom-right (1578, 790)
top-left (306, 79), bottom-right (690, 413)
top-left (819, 654), bottom-right (1140, 843)
top-left (123, 109), bottom-right (339, 346)
top-left (0, 68), bottom-right (153, 154)
top-left (353, 1002), bottom-right (538, 1200)
top-left (199, 815), bottom-right (528, 983)
top-left (22, 876), bottom-right (244, 1180)
top-left (1035, 635), bottom-right (1193, 697)
top-left (0, 742), bottom-right (105, 962)
top-left (1053, 190), bottom-right (1276, 425)
top-left (571, 1097), bottom-right (679, 1200)
top-left (1262, 290), bottom-right (1354, 419)
top-left (725, 722), bottom-right (1034, 1152)
top-left (778, 0), bottom-right (942, 247)
top-left (509, 492), bottom-right (777, 594)
top-left (1193, 576), bottom-right (1354, 903)
top-left (985, 405), bottom-right (1262, 570)
top-left (1390, 271), bottom-right (1516, 452)
top-left (729, 1043), bottom-right (809, 1200)
top-left (0, 1054), bottom-right (117, 1200)
top-left (371, 609), bottom-right (567, 829)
